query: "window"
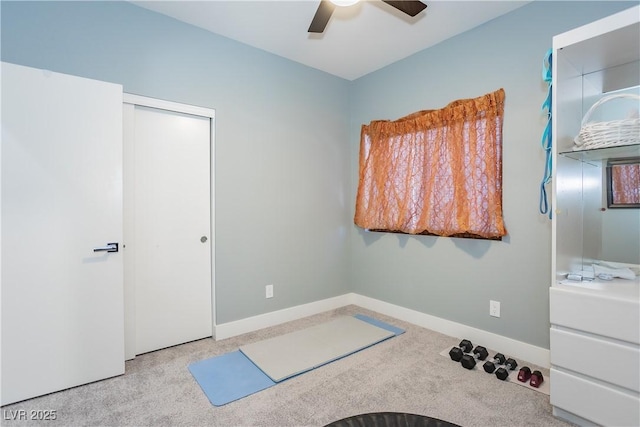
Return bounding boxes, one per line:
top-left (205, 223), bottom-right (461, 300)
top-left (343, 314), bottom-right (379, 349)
top-left (354, 89), bottom-right (507, 240)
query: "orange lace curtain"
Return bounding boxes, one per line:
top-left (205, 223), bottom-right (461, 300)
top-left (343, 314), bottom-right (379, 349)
top-left (354, 88), bottom-right (507, 239)
top-left (611, 163), bottom-right (640, 205)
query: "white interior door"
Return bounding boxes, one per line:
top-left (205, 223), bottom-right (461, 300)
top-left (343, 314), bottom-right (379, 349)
top-left (1, 62), bottom-right (125, 405)
top-left (123, 98), bottom-right (213, 356)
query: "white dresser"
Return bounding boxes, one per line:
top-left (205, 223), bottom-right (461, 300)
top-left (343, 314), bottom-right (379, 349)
top-left (550, 281), bottom-right (639, 426)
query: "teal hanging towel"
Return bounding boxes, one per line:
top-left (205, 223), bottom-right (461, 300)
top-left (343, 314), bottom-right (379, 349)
top-left (540, 49), bottom-right (553, 219)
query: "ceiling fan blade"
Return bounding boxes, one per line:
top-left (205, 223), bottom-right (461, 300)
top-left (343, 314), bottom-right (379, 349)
top-left (382, 0), bottom-right (427, 17)
top-left (308, 0), bottom-right (336, 33)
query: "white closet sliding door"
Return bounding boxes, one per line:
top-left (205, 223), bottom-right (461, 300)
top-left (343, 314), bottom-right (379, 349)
top-left (123, 96), bottom-right (214, 357)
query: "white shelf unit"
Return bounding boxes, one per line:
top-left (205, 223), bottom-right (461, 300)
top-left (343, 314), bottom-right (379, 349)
top-left (550, 6), bottom-right (640, 427)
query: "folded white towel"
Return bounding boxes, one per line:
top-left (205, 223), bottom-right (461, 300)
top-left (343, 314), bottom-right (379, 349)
top-left (592, 264), bottom-right (637, 280)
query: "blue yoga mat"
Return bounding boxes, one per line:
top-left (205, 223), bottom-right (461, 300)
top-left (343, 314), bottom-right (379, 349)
top-left (189, 314), bottom-right (404, 406)
top-left (188, 350), bottom-right (275, 406)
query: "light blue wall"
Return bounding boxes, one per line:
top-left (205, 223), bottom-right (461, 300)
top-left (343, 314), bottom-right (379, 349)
top-left (1, 1), bottom-right (352, 324)
top-left (349, 1), bottom-right (632, 347)
top-left (1, 1), bottom-right (633, 347)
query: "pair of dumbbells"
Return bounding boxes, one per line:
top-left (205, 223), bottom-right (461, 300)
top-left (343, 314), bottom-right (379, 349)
top-left (517, 366), bottom-right (544, 388)
top-left (483, 353), bottom-right (518, 380)
top-left (449, 340), bottom-right (489, 370)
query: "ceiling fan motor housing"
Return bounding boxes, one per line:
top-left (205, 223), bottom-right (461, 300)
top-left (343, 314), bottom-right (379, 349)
top-left (308, 0), bottom-right (428, 33)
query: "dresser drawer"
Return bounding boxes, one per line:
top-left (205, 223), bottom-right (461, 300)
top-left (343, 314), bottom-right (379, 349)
top-left (551, 328), bottom-right (640, 391)
top-left (551, 369), bottom-right (640, 427)
top-left (550, 287), bottom-right (640, 344)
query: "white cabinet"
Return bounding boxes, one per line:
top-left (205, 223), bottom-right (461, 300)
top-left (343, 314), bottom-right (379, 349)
top-left (550, 6), bottom-right (640, 426)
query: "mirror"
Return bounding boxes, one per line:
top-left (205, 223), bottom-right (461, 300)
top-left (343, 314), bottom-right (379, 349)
top-left (606, 158), bottom-right (640, 208)
top-left (580, 84), bottom-right (640, 265)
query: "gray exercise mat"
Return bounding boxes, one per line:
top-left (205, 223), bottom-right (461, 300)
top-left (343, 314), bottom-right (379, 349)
top-left (239, 316), bottom-right (395, 382)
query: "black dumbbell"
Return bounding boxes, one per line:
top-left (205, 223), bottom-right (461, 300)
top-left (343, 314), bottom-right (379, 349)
top-left (460, 345), bottom-right (489, 369)
top-left (495, 358), bottom-right (518, 380)
top-left (483, 353), bottom-right (506, 373)
top-left (448, 339), bottom-right (473, 362)
top-left (518, 366), bottom-right (544, 388)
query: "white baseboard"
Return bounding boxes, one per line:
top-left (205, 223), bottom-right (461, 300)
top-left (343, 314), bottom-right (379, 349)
top-left (214, 294), bottom-right (353, 340)
top-left (213, 292), bottom-right (550, 368)
top-left (350, 293), bottom-right (550, 368)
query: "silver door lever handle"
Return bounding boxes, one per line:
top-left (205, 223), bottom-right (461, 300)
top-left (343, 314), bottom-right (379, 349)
top-left (93, 243), bottom-right (119, 253)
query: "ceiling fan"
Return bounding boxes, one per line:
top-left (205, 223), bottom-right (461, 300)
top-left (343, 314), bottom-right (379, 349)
top-left (308, 0), bottom-right (428, 33)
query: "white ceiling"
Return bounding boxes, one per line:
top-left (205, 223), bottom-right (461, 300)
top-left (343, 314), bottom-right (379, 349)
top-left (132, 0), bottom-right (532, 80)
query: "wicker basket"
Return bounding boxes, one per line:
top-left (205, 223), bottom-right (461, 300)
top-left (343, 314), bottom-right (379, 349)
top-left (574, 93), bottom-right (640, 150)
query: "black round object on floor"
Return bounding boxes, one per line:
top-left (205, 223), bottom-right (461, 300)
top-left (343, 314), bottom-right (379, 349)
top-left (324, 412), bottom-right (462, 427)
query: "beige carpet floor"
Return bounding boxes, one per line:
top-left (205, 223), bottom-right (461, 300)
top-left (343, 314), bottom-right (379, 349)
top-left (0, 305), bottom-right (573, 427)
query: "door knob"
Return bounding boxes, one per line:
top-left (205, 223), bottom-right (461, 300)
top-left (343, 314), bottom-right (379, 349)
top-left (200, 236), bottom-right (207, 243)
top-left (93, 243), bottom-right (119, 253)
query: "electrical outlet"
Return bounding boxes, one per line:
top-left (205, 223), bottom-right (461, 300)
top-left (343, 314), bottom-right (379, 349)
top-left (266, 284), bottom-right (274, 299)
top-left (490, 300), bottom-right (500, 318)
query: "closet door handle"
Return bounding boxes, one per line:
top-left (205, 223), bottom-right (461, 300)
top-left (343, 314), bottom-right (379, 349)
top-left (93, 243), bottom-right (119, 253)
